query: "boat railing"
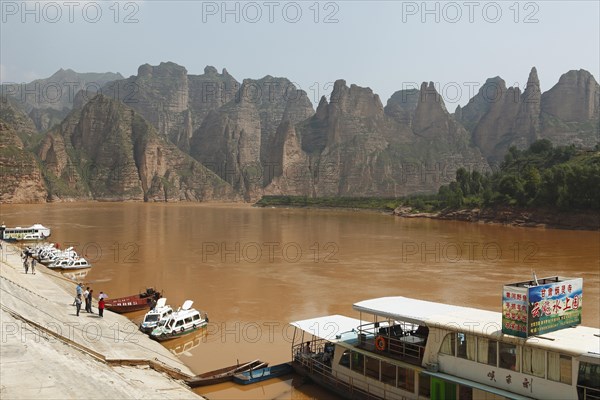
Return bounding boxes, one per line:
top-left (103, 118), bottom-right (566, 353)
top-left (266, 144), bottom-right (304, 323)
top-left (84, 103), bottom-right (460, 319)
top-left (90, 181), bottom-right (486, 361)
top-left (356, 321), bottom-right (426, 365)
top-left (293, 346), bottom-right (392, 400)
top-left (579, 384), bottom-right (600, 400)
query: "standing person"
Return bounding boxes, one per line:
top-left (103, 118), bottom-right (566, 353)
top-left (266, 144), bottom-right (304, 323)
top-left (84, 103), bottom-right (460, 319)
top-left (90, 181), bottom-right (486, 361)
top-left (98, 296), bottom-right (105, 318)
top-left (23, 259), bottom-right (29, 274)
top-left (73, 283), bottom-right (83, 305)
top-left (87, 289), bottom-right (94, 313)
top-left (75, 294), bottom-right (82, 316)
top-left (31, 259), bottom-right (36, 275)
top-left (83, 287), bottom-right (90, 312)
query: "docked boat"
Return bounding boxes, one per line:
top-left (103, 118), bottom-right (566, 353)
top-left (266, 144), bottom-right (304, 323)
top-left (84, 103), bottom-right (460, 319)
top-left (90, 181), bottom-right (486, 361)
top-left (290, 276), bottom-right (599, 400)
top-left (140, 298), bottom-right (173, 333)
top-left (0, 224), bottom-right (51, 241)
top-left (187, 360), bottom-right (268, 387)
top-left (150, 300), bottom-right (208, 341)
top-left (232, 362), bottom-right (293, 385)
top-left (104, 288), bottom-right (162, 313)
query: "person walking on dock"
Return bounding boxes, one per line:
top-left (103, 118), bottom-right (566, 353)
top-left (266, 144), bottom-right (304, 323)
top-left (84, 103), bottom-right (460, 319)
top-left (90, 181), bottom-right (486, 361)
top-left (23, 259), bottom-right (29, 274)
top-left (73, 283), bottom-right (83, 305)
top-left (75, 294), bottom-right (82, 316)
top-left (31, 259), bottom-right (36, 275)
top-left (87, 289), bottom-right (94, 313)
top-left (98, 296), bottom-right (105, 318)
top-left (83, 287), bottom-right (90, 312)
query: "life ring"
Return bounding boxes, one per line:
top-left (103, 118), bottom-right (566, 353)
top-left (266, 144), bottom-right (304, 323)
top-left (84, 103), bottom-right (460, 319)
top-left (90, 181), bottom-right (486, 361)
top-left (375, 336), bottom-right (386, 351)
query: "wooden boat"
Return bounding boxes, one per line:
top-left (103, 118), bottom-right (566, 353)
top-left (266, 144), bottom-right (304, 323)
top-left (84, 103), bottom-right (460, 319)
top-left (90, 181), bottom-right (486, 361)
top-left (187, 360), bottom-right (268, 387)
top-left (232, 362), bottom-right (293, 385)
top-left (104, 288), bottom-right (161, 313)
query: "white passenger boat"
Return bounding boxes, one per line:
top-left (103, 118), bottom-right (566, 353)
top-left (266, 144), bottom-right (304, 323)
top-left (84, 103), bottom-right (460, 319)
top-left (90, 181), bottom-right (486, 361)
top-left (140, 298), bottom-right (174, 333)
top-left (150, 300), bottom-right (208, 341)
top-left (0, 224), bottom-right (51, 241)
top-left (290, 276), bottom-right (599, 400)
top-left (61, 258), bottom-right (92, 270)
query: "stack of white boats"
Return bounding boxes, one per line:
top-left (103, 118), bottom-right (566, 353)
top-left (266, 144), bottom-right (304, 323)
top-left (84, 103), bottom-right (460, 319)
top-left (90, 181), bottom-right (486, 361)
top-left (29, 243), bottom-right (92, 270)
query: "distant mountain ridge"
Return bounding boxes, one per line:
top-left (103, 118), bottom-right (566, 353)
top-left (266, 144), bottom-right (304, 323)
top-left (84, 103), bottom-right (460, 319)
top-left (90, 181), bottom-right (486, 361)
top-left (0, 64), bottom-right (597, 203)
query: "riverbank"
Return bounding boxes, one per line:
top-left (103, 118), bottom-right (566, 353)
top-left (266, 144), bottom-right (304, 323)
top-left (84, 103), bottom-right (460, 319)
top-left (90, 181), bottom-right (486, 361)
top-left (254, 195), bottom-right (599, 231)
top-left (393, 206), bottom-right (600, 231)
top-left (0, 241), bottom-right (203, 400)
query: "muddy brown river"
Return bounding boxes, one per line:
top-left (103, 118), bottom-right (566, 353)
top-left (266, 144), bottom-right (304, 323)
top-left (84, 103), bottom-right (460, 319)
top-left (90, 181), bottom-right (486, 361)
top-left (1, 203), bottom-right (598, 399)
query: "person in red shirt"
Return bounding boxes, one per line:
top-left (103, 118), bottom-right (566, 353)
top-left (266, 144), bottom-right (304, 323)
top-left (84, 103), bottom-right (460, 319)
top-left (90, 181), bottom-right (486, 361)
top-left (98, 297), bottom-right (105, 317)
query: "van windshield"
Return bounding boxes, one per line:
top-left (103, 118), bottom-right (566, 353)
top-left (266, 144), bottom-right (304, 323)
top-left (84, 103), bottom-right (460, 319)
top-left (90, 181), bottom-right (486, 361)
top-left (145, 314), bottom-right (160, 323)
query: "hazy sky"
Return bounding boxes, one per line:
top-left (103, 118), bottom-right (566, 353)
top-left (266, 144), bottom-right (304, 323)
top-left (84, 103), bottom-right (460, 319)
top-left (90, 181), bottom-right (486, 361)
top-left (1, 0), bottom-right (599, 109)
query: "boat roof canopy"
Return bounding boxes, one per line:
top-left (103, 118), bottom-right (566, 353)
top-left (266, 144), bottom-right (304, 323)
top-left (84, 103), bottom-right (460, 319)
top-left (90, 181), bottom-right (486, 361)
top-left (291, 315), bottom-right (364, 341)
top-left (156, 298), bottom-right (167, 308)
top-left (353, 296), bottom-right (499, 328)
top-left (353, 296), bottom-right (600, 356)
top-left (181, 300), bottom-right (193, 311)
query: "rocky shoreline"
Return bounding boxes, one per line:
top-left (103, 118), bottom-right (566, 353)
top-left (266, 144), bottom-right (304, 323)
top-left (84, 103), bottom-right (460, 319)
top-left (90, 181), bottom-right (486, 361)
top-left (393, 206), bottom-right (600, 231)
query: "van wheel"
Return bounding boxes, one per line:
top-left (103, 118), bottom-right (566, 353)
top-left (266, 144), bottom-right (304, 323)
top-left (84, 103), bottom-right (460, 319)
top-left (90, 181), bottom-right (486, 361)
top-left (180, 327), bottom-right (184, 333)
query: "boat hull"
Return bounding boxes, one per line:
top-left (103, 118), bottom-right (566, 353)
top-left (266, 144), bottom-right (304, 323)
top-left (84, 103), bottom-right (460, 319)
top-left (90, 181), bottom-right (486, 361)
top-left (105, 292), bottom-right (159, 314)
top-left (150, 321), bottom-right (207, 342)
top-left (233, 363), bottom-right (293, 385)
top-left (186, 360), bottom-right (268, 387)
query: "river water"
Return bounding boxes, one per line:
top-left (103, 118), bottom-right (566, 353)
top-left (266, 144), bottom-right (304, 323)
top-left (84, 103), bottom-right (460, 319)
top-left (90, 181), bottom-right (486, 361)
top-left (1, 202), bottom-right (598, 399)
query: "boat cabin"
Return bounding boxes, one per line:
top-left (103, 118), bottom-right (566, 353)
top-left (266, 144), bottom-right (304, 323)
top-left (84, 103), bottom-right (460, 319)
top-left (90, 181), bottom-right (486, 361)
top-left (290, 296), bottom-right (600, 400)
top-left (140, 298), bottom-right (173, 333)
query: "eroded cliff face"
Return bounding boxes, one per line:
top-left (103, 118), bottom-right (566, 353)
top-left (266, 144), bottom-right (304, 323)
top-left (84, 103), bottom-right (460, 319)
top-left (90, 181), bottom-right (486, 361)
top-left (540, 69), bottom-right (600, 147)
top-left (273, 80), bottom-right (487, 197)
top-left (190, 77), bottom-right (314, 200)
top-left (101, 63), bottom-right (240, 152)
top-left (38, 95), bottom-right (238, 202)
top-left (0, 100), bottom-right (47, 203)
top-left (462, 68), bottom-right (599, 163)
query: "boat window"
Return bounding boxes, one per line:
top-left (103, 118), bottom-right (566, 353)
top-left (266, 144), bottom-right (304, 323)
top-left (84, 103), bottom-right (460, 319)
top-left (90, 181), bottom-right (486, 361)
top-left (184, 317), bottom-right (192, 324)
top-left (419, 372), bottom-right (431, 398)
top-left (457, 333), bottom-right (476, 361)
top-left (193, 314), bottom-right (200, 321)
top-left (499, 342), bottom-right (520, 371)
top-left (548, 353), bottom-right (572, 385)
top-left (351, 352), bottom-right (365, 374)
top-left (459, 384), bottom-right (473, 400)
top-left (339, 350), bottom-right (351, 368)
top-left (365, 356), bottom-right (380, 380)
top-left (522, 346), bottom-right (545, 378)
top-left (175, 320), bottom-right (183, 327)
top-left (440, 333), bottom-right (455, 356)
top-left (398, 365), bottom-right (415, 392)
top-left (477, 337), bottom-right (497, 366)
top-left (381, 361), bottom-right (396, 386)
top-left (577, 361), bottom-right (600, 399)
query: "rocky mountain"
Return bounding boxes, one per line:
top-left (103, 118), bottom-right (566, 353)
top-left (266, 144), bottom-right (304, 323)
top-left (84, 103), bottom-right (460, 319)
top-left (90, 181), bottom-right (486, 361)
top-left (2, 69), bottom-right (123, 132)
top-left (459, 68), bottom-right (599, 163)
top-left (190, 76), bottom-right (314, 200)
top-left (100, 63), bottom-right (240, 152)
top-left (0, 99), bottom-right (47, 203)
top-left (266, 80), bottom-right (487, 197)
top-left (37, 95), bottom-right (238, 202)
top-left (0, 64), bottom-right (597, 204)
